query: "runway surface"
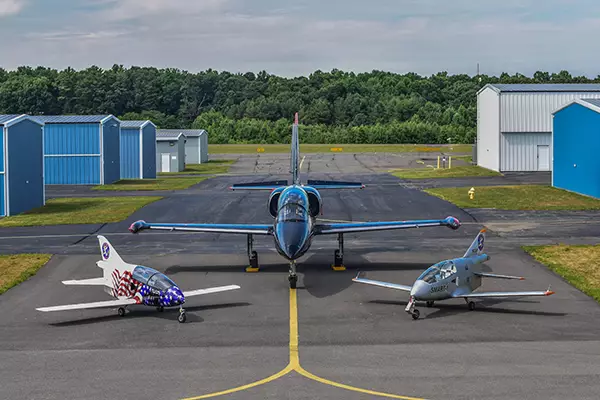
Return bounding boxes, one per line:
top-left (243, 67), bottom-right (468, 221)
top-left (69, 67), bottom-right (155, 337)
top-left (1, 152), bottom-right (600, 400)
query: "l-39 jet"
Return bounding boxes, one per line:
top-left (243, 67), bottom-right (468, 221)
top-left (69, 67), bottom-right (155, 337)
top-left (352, 229), bottom-right (555, 319)
top-left (129, 113), bottom-right (461, 288)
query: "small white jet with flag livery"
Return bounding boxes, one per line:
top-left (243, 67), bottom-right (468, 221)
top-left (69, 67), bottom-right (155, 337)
top-left (36, 235), bottom-right (240, 323)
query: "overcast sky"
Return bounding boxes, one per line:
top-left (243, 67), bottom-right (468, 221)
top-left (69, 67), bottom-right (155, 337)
top-left (2, 0), bottom-right (600, 77)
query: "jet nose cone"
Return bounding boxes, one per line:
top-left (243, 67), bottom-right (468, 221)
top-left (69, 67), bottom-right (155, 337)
top-left (410, 280), bottom-right (428, 299)
top-left (161, 286), bottom-right (185, 307)
top-left (284, 244), bottom-right (300, 259)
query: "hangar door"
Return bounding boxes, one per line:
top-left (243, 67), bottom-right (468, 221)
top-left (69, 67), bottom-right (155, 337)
top-left (500, 132), bottom-right (552, 172)
top-left (120, 129), bottom-right (141, 179)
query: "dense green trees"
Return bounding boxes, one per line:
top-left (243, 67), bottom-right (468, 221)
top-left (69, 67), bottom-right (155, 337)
top-left (0, 65), bottom-right (595, 143)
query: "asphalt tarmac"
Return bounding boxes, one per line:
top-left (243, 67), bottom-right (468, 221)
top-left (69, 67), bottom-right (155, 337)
top-left (1, 153), bottom-right (600, 400)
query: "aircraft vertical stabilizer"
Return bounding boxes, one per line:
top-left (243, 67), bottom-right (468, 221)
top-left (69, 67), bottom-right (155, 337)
top-left (463, 229), bottom-right (486, 258)
top-left (291, 112), bottom-right (300, 184)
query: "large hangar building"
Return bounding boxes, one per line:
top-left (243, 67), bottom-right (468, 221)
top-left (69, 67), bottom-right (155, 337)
top-left (476, 84), bottom-right (600, 172)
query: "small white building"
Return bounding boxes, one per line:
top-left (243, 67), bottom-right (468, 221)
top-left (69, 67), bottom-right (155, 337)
top-left (157, 129), bottom-right (208, 164)
top-left (477, 84), bottom-right (600, 172)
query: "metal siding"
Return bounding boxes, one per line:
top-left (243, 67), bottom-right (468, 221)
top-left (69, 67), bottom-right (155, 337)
top-left (200, 133), bottom-right (208, 163)
top-left (0, 127), bottom-right (4, 216)
top-left (0, 127), bottom-right (3, 173)
top-left (156, 141), bottom-right (177, 173)
top-left (553, 104), bottom-right (600, 198)
top-left (476, 86), bottom-right (500, 171)
top-left (120, 127), bottom-right (141, 179)
top-left (500, 132), bottom-right (551, 172)
top-left (501, 92), bottom-right (600, 132)
top-left (44, 157), bottom-right (100, 184)
top-left (102, 119), bottom-right (121, 184)
top-left (178, 138), bottom-right (185, 171)
top-left (44, 123), bottom-right (100, 154)
top-left (142, 124), bottom-right (156, 178)
top-left (7, 120), bottom-right (44, 215)
top-left (185, 137), bottom-right (200, 164)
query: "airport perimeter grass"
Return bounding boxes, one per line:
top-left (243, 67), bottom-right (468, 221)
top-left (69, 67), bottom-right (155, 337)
top-left (93, 177), bottom-right (207, 191)
top-left (158, 160), bottom-right (235, 176)
top-left (523, 244), bottom-right (600, 303)
top-left (209, 144), bottom-right (472, 154)
top-left (392, 166), bottom-right (500, 179)
top-left (0, 197), bottom-right (162, 227)
top-left (0, 254), bottom-right (52, 295)
top-left (425, 185), bottom-right (600, 210)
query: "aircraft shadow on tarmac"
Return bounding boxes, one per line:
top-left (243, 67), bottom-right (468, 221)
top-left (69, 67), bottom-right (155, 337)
top-left (48, 302), bottom-right (251, 327)
top-left (165, 253), bottom-right (433, 299)
top-left (369, 298), bottom-right (567, 319)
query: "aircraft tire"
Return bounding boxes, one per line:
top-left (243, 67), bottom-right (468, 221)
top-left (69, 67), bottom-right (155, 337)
top-left (411, 309), bottom-right (420, 320)
top-left (289, 275), bottom-right (297, 289)
top-left (468, 301), bottom-right (475, 311)
top-left (426, 301), bottom-right (434, 308)
top-left (118, 307), bottom-right (126, 317)
top-left (178, 312), bottom-right (187, 323)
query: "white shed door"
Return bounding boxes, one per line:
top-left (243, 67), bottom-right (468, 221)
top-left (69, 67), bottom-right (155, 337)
top-left (537, 145), bottom-right (550, 171)
top-left (161, 153), bottom-right (171, 172)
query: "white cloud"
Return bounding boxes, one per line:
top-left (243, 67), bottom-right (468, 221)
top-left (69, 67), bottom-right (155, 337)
top-left (0, 0), bottom-right (25, 17)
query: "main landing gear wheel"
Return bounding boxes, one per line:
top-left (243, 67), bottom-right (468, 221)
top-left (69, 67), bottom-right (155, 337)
top-left (426, 301), bottom-right (434, 308)
top-left (332, 233), bottom-right (346, 271)
top-left (178, 307), bottom-right (187, 323)
top-left (157, 306), bottom-right (164, 312)
top-left (411, 309), bottom-right (420, 320)
top-left (468, 301), bottom-right (476, 311)
top-left (246, 234), bottom-right (259, 272)
top-left (117, 307), bottom-right (126, 317)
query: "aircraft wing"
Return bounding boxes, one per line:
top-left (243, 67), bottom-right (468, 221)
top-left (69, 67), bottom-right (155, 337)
top-left (305, 180), bottom-right (365, 190)
top-left (452, 288), bottom-right (555, 298)
top-left (183, 285), bottom-right (241, 297)
top-left (36, 298), bottom-right (138, 312)
top-left (352, 274), bottom-right (412, 292)
top-left (315, 216), bottom-right (461, 235)
top-left (474, 272), bottom-right (525, 280)
top-left (62, 278), bottom-right (106, 286)
top-left (229, 180), bottom-right (288, 190)
top-left (129, 220), bottom-right (273, 235)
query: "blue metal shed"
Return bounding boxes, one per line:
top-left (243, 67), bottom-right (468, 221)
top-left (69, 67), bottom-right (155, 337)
top-left (120, 120), bottom-right (157, 179)
top-left (552, 98), bottom-right (600, 198)
top-left (33, 115), bottom-right (121, 185)
top-left (0, 115), bottom-right (45, 216)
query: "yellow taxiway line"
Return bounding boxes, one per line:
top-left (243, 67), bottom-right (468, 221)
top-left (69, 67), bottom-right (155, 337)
top-left (182, 289), bottom-right (427, 400)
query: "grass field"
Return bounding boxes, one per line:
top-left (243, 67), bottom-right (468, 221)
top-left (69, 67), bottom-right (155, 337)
top-left (93, 177), bottom-right (207, 191)
top-left (209, 144), bottom-right (472, 154)
top-left (0, 197), bottom-right (161, 227)
top-left (523, 244), bottom-right (600, 303)
top-left (158, 160), bottom-right (235, 176)
top-left (391, 166), bottom-right (500, 179)
top-left (424, 185), bottom-right (600, 210)
top-left (0, 254), bottom-right (52, 295)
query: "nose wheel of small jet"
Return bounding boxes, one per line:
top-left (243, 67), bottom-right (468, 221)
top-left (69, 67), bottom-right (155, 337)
top-left (178, 307), bottom-right (186, 323)
top-left (288, 274), bottom-right (298, 289)
top-left (411, 309), bottom-right (420, 320)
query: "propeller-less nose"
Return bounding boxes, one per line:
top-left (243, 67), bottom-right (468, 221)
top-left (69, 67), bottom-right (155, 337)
top-left (161, 286), bottom-right (185, 307)
top-left (410, 280), bottom-right (429, 299)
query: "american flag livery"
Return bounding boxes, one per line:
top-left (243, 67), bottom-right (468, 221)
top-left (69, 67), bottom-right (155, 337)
top-left (111, 269), bottom-right (142, 303)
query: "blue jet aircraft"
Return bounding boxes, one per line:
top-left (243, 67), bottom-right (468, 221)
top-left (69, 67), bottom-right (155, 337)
top-left (129, 113), bottom-right (462, 288)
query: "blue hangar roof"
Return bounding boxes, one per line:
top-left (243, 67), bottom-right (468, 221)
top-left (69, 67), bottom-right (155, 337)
top-left (120, 120), bottom-right (156, 128)
top-left (0, 114), bottom-right (44, 126)
top-left (31, 115), bottom-right (119, 124)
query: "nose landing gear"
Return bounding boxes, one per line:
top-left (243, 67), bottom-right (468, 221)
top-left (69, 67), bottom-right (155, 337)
top-left (178, 306), bottom-right (186, 323)
top-left (289, 261), bottom-right (298, 289)
top-left (405, 296), bottom-right (420, 320)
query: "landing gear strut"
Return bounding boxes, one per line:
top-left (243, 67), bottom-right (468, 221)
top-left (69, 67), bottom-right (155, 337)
top-left (465, 298), bottom-right (475, 311)
top-left (246, 234), bottom-right (259, 272)
top-left (178, 306), bottom-right (187, 323)
top-left (288, 261), bottom-right (298, 289)
top-left (405, 295), bottom-right (419, 320)
top-left (332, 233), bottom-right (345, 271)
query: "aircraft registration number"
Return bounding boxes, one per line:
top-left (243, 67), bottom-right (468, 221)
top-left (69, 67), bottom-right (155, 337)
top-left (430, 284), bottom-right (448, 293)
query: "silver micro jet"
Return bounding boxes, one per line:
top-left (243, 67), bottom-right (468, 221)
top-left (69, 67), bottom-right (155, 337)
top-left (353, 229), bottom-right (555, 319)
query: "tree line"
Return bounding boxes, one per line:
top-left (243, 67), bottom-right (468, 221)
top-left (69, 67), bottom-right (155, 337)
top-left (0, 66), bottom-right (595, 144)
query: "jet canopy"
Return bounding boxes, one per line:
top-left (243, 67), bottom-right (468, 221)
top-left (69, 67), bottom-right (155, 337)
top-left (132, 266), bottom-right (176, 291)
top-left (417, 260), bottom-right (457, 283)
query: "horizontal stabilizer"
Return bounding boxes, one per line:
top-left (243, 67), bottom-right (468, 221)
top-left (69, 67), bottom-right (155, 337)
top-left (36, 298), bottom-right (138, 312)
top-left (230, 180), bottom-right (288, 190)
top-left (352, 273), bottom-right (412, 292)
top-left (306, 180), bottom-right (364, 189)
top-left (62, 277), bottom-right (107, 286)
top-left (475, 272), bottom-right (524, 280)
top-left (183, 285), bottom-right (241, 297)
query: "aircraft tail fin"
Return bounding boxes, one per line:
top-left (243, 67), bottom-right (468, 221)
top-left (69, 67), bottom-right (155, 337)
top-left (291, 112), bottom-right (300, 184)
top-left (96, 235), bottom-right (129, 283)
top-left (463, 229), bottom-right (486, 258)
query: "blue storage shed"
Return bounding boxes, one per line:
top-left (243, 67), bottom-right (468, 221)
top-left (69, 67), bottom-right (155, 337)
top-left (34, 115), bottom-right (121, 185)
top-left (552, 98), bottom-right (600, 198)
top-left (120, 120), bottom-right (157, 179)
top-left (0, 115), bottom-right (45, 216)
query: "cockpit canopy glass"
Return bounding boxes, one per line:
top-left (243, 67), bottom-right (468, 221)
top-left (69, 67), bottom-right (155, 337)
top-left (417, 266), bottom-right (441, 283)
top-left (132, 266), bottom-right (176, 290)
top-left (417, 261), bottom-right (457, 283)
top-left (277, 203), bottom-right (308, 223)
